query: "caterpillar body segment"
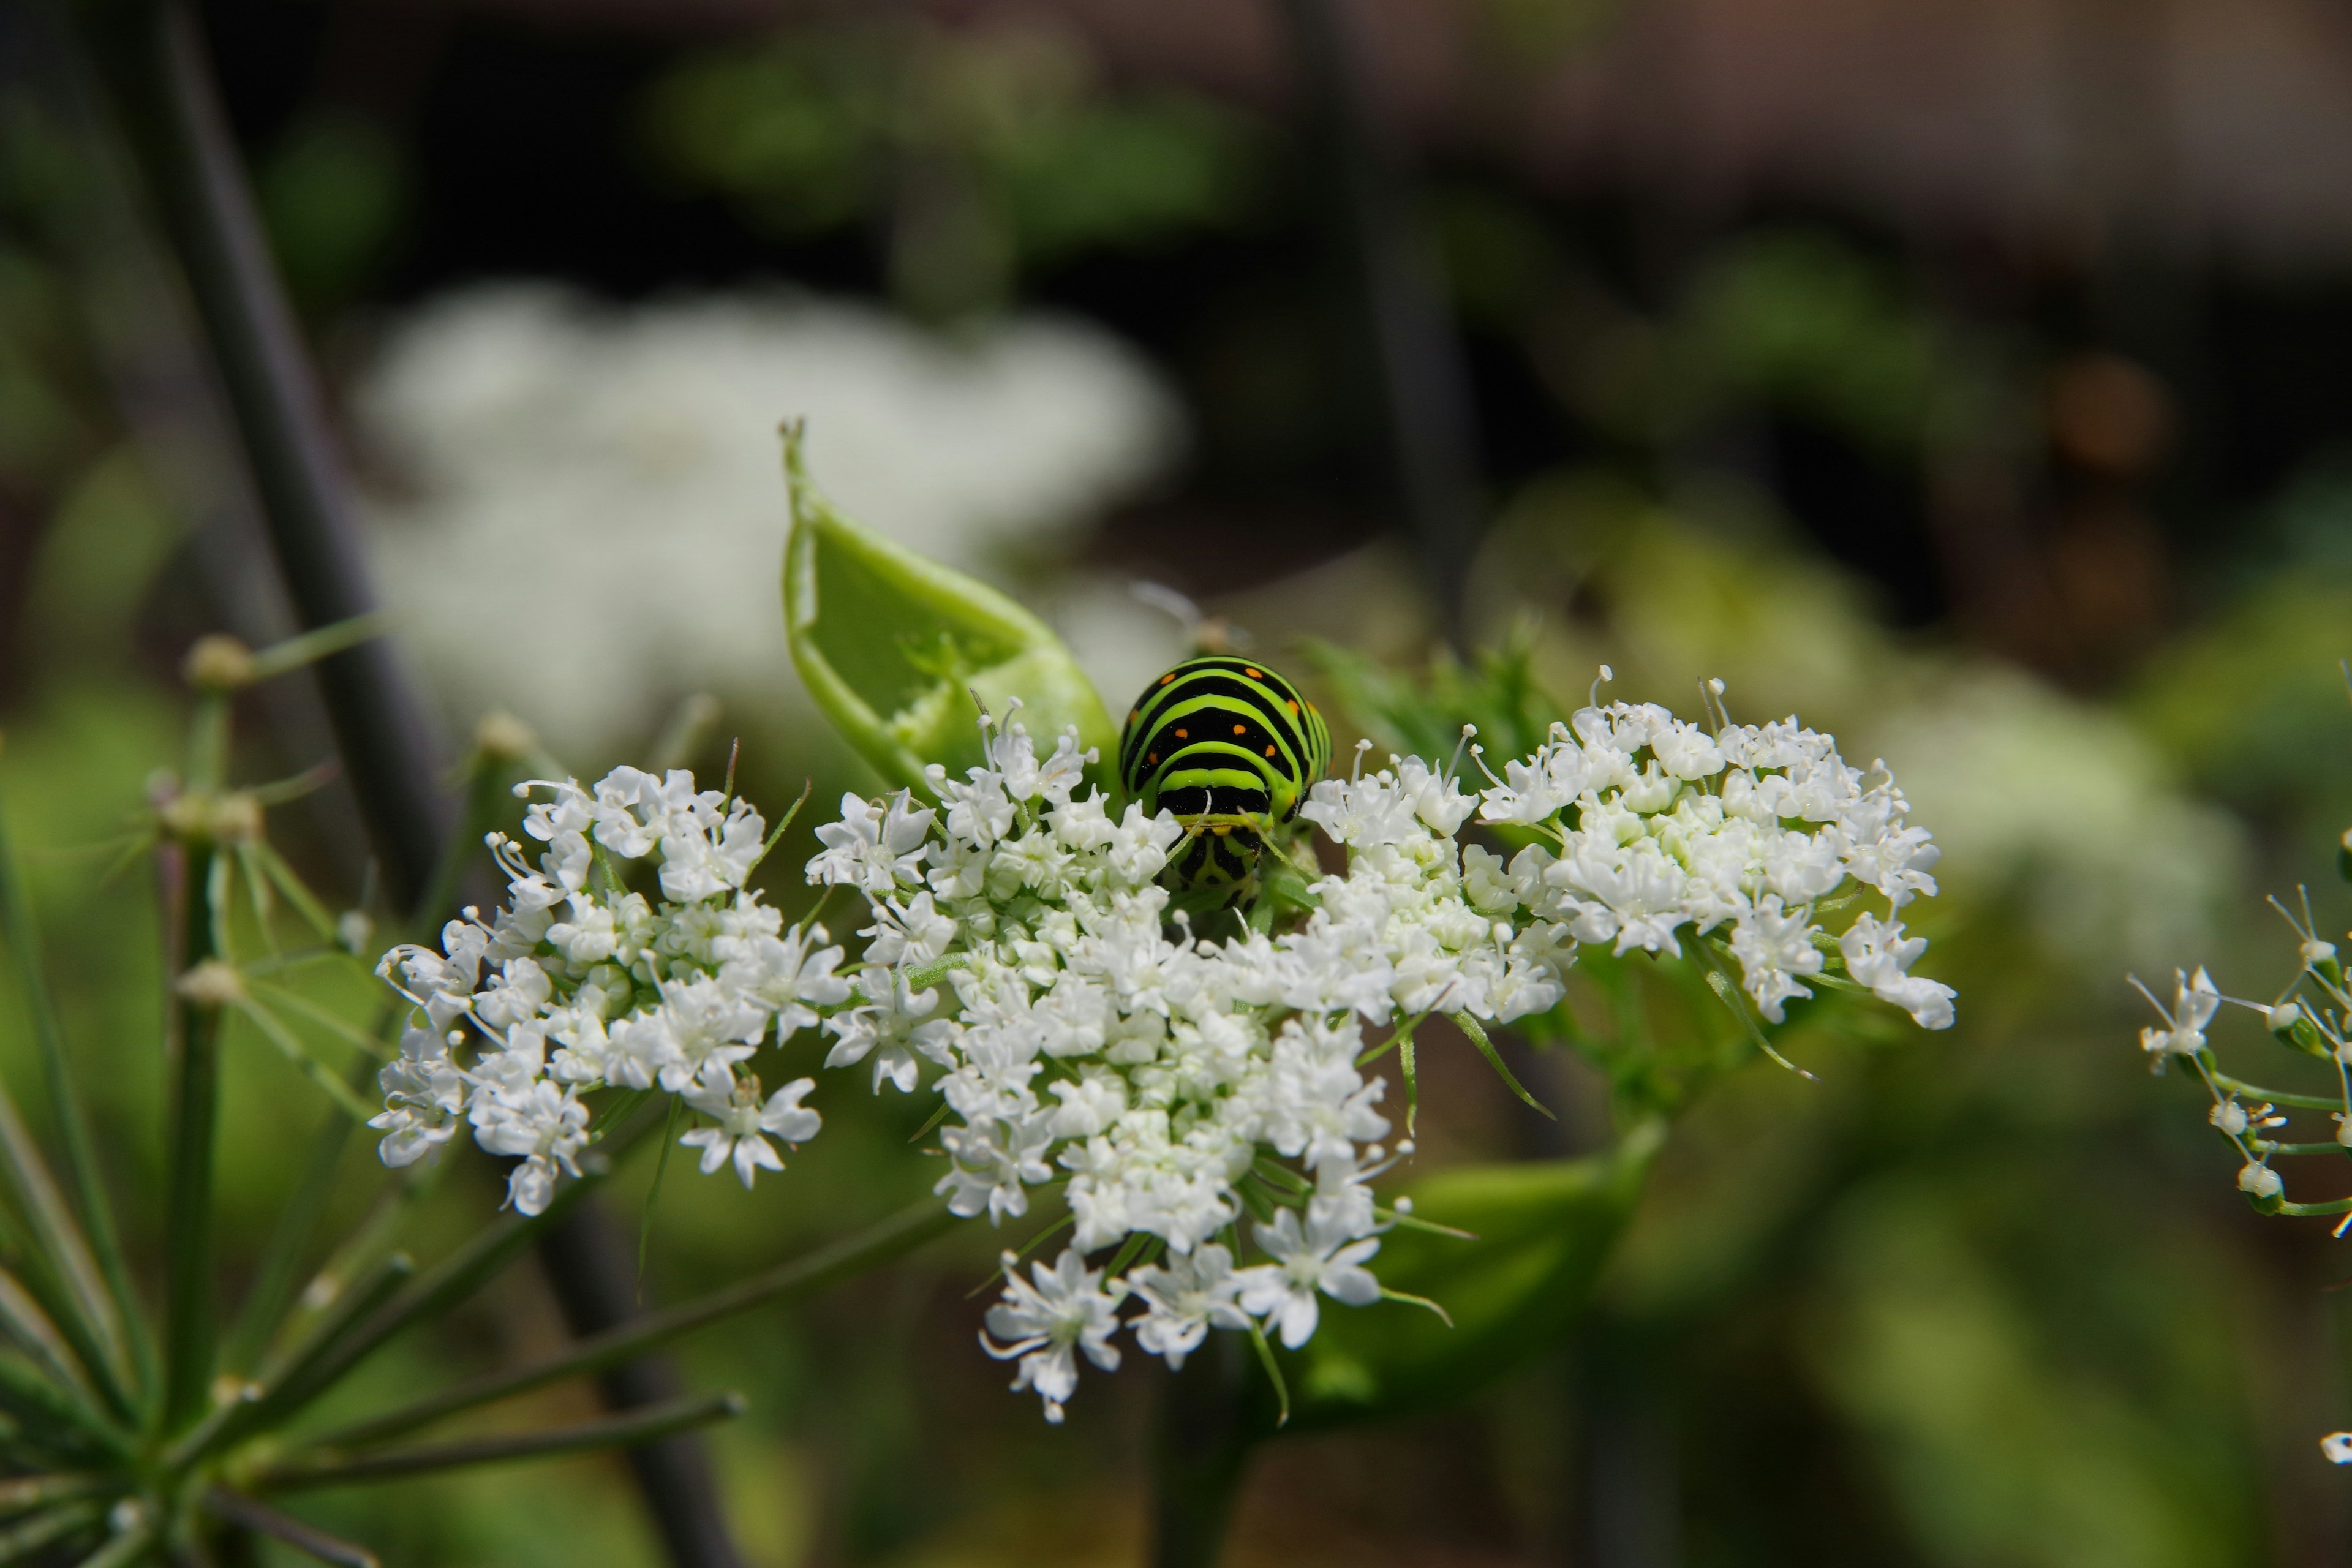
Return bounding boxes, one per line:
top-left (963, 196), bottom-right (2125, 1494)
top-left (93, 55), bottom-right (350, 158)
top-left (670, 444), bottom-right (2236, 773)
top-left (1118, 657), bottom-right (1332, 893)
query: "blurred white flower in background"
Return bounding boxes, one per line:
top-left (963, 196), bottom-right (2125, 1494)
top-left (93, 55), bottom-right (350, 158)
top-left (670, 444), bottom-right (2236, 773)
top-left (355, 283), bottom-right (1185, 755)
top-left (1871, 668), bottom-right (2242, 973)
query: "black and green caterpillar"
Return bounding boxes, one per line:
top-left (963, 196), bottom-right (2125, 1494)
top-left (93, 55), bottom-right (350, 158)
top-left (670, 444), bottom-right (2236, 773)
top-left (1118, 655), bottom-right (1332, 892)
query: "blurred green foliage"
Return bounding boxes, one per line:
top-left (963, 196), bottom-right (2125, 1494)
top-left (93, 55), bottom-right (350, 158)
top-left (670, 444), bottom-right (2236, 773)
top-left (643, 18), bottom-right (1265, 319)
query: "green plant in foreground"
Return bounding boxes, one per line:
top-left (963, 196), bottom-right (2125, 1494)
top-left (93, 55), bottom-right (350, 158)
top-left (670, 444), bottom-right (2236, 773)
top-left (0, 622), bottom-right (944, 1566)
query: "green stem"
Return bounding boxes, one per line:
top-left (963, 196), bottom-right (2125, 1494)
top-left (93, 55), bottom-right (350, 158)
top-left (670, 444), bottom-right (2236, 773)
top-left (0, 786), bottom-right (143, 1400)
top-left (66, 1519), bottom-right (152, 1568)
top-left (253, 1132), bottom-right (647, 1422)
top-left (175, 1254), bottom-right (412, 1465)
top-left (2208, 1069), bottom-right (2343, 1112)
top-left (221, 1052), bottom-right (374, 1376)
top-left (255, 1393), bottom-right (745, 1494)
top-left (163, 839), bottom-right (224, 1431)
top-left (1453, 1012), bottom-right (1554, 1120)
top-left (201, 1487), bottom-right (377, 1568)
top-left (312, 1200), bottom-right (954, 1452)
top-left (0, 1499), bottom-right (104, 1561)
top-left (1149, 1333), bottom-right (1254, 1568)
top-left (0, 1474), bottom-right (106, 1521)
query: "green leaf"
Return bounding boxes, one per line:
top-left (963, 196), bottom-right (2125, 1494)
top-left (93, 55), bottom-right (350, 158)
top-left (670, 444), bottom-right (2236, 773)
top-left (781, 423), bottom-right (1117, 799)
top-left (1247, 1122), bottom-right (1663, 1436)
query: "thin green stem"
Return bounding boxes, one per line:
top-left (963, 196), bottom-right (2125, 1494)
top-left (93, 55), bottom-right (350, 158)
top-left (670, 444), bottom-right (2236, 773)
top-left (0, 1474), bottom-right (105, 1521)
top-left (2208, 1069), bottom-right (2343, 1112)
top-left (0, 787), bottom-right (143, 1400)
top-left (202, 1487), bottom-right (377, 1568)
top-left (312, 1199), bottom-right (954, 1452)
top-left (0, 1268), bottom-right (94, 1398)
top-left (222, 1052), bottom-right (374, 1376)
top-left (0, 1500), bottom-right (103, 1561)
top-left (163, 839), bottom-right (225, 1431)
top-left (1453, 1012), bottom-right (1555, 1120)
top-left (0, 1352), bottom-right (130, 1463)
top-left (65, 1518), bottom-right (151, 1568)
top-left (256, 1393), bottom-right (745, 1494)
top-left (228, 1001), bottom-right (376, 1122)
top-left (243, 613), bottom-right (396, 685)
top-left (178, 1254), bottom-right (412, 1463)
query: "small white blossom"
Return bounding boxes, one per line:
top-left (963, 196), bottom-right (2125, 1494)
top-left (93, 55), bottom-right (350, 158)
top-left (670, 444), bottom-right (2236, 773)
top-left (679, 1073), bottom-right (822, 1188)
top-left (980, 1250), bottom-right (1123, 1423)
top-left (1125, 1243), bottom-right (1250, 1368)
top-left (1235, 1208), bottom-right (1382, 1350)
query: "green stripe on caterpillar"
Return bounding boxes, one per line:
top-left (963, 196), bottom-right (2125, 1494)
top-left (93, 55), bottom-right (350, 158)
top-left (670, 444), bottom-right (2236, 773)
top-left (1118, 657), bottom-right (1332, 892)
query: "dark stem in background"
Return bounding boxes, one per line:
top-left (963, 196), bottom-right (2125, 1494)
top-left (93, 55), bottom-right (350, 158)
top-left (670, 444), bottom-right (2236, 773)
top-left (69, 5), bottom-right (744, 1564)
top-left (75, 0), bottom-right (442, 910)
top-left (1279, 0), bottom-right (1485, 648)
top-left (1148, 1330), bottom-right (1254, 1568)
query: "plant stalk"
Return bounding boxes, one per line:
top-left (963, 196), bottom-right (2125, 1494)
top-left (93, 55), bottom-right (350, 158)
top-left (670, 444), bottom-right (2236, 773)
top-left (316, 1199), bottom-right (954, 1450)
top-left (1149, 1333), bottom-right (1254, 1568)
top-left (72, 7), bottom-right (748, 1559)
top-left (161, 839), bottom-right (222, 1431)
top-left (255, 1393), bottom-right (746, 1494)
top-left (0, 787), bottom-right (143, 1396)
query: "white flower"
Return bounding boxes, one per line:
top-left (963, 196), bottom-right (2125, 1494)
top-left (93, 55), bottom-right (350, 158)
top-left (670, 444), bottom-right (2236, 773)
top-left (809, 791), bottom-right (934, 895)
top-left (1235, 1208), bottom-right (1382, 1349)
top-left (980, 1249), bottom-right (1123, 1423)
top-left (372, 763), bottom-right (843, 1212)
top-left (2321, 1432), bottom-right (2352, 1466)
top-left (718, 925), bottom-right (851, 1038)
top-left (679, 1073), bottom-right (822, 1188)
top-left (823, 973), bottom-right (952, 1093)
top-left (2239, 1161), bottom-right (2283, 1199)
top-left (1125, 1243), bottom-right (1251, 1368)
top-left (1839, 913), bottom-right (1956, 1030)
top-left (1728, 895), bottom-right (1824, 1022)
top-left (2133, 966), bottom-right (2222, 1065)
top-left (369, 1026), bottom-right (469, 1167)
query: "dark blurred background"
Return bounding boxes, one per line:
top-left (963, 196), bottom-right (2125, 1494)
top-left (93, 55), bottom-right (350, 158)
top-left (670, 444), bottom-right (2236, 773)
top-left (9, 0), bottom-right (2352, 1563)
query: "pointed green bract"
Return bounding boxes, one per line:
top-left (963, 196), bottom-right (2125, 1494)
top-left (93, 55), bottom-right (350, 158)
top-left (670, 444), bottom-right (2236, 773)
top-left (1250, 1121), bottom-right (1664, 1436)
top-left (780, 423), bottom-right (1117, 799)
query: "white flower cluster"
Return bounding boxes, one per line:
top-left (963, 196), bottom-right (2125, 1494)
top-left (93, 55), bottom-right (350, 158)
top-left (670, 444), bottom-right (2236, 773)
top-left (807, 716), bottom-right (1562, 1422)
top-left (2133, 895), bottom-right (2352, 1219)
top-left (1470, 695), bottom-right (1954, 1030)
top-left (807, 692), bottom-right (1949, 1422)
top-left (358, 285), bottom-right (1183, 753)
top-left (373, 767), bottom-right (845, 1214)
top-left (370, 688), bottom-right (1953, 1422)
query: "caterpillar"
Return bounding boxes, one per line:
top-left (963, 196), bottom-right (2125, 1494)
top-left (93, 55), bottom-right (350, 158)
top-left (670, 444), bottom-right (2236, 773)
top-left (1118, 655), bottom-right (1332, 892)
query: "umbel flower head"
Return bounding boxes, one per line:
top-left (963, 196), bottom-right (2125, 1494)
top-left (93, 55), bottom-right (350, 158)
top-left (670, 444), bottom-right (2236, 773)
top-left (379, 684), bottom-right (1950, 1422)
top-left (800, 688), bottom-right (1950, 1422)
top-left (375, 766), bottom-right (845, 1213)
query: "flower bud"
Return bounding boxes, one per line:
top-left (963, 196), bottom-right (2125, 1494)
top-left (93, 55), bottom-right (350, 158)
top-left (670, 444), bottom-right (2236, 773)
top-left (182, 634), bottom-right (255, 693)
top-left (157, 788), bottom-right (263, 847)
top-left (2268, 1003), bottom-right (2334, 1059)
top-left (2239, 1161), bottom-right (2285, 1212)
top-left (2211, 1100), bottom-right (2250, 1137)
top-left (473, 710), bottom-right (537, 762)
top-left (2324, 1432), bottom-right (2352, 1466)
top-left (175, 959), bottom-right (244, 1009)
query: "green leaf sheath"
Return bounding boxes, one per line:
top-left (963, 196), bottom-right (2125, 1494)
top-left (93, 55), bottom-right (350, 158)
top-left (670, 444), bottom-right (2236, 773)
top-left (781, 422), bottom-right (1117, 799)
